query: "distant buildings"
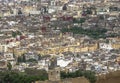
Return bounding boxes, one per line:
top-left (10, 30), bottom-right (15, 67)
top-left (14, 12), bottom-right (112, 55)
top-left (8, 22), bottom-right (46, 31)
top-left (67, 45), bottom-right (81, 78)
top-left (0, 0), bottom-right (120, 78)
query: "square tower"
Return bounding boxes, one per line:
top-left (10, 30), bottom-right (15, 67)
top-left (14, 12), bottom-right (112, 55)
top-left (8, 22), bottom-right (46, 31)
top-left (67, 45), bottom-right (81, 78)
top-left (48, 57), bottom-right (60, 81)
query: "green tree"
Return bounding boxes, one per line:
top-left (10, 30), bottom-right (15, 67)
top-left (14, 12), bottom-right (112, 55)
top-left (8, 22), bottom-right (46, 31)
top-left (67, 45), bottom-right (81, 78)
top-left (78, 18), bottom-right (85, 27)
top-left (17, 54), bottom-right (26, 63)
top-left (17, 31), bottom-right (22, 35)
top-left (7, 62), bottom-right (12, 71)
top-left (38, 54), bottom-right (42, 60)
top-left (61, 70), bottom-right (96, 83)
top-left (12, 31), bottom-right (17, 37)
top-left (22, 54), bottom-right (26, 62)
top-left (61, 27), bottom-right (107, 39)
top-left (17, 56), bottom-right (22, 63)
top-left (0, 70), bottom-right (48, 83)
top-left (73, 18), bottom-right (86, 27)
top-left (27, 59), bottom-right (37, 63)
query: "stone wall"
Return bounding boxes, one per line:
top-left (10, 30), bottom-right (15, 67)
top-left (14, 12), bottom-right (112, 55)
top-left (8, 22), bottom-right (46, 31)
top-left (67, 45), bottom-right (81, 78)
top-left (36, 77), bottom-right (89, 83)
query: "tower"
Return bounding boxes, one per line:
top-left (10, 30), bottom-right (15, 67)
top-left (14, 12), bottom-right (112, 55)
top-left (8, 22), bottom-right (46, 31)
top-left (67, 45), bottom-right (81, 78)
top-left (48, 57), bottom-right (60, 81)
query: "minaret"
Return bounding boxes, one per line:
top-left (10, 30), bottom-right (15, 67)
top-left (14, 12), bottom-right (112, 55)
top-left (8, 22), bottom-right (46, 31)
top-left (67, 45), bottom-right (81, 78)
top-left (48, 57), bottom-right (60, 81)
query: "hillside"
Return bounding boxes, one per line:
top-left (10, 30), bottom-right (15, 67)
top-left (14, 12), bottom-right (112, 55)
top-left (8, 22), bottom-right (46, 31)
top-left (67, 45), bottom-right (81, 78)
top-left (96, 70), bottom-right (120, 83)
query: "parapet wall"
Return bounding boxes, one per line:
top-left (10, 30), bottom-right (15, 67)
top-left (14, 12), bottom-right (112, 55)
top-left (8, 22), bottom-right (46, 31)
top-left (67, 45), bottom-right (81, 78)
top-left (36, 77), bottom-right (89, 83)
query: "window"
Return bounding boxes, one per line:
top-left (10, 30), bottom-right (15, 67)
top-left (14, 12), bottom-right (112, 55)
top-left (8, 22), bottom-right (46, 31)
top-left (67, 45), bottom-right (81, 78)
top-left (57, 71), bottom-right (59, 73)
top-left (51, 72), bottom-right (53, 75)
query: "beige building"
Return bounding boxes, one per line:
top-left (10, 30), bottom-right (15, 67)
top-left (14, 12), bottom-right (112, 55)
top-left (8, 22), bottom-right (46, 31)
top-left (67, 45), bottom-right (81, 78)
top-left (0, 60), bottom-right (7, 69)
top-left (112, 43), bottom-right (120, 49)
top-left (60, 0), bottom-right (69, 3)
top-left (0, 44), bottom-right (8, 52)
top-left (38, 42), bottom-right (99, 55)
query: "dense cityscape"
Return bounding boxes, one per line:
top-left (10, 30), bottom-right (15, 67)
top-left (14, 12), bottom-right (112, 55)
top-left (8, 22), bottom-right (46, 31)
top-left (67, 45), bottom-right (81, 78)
top-left (0, 0), bottom-right (120, 83)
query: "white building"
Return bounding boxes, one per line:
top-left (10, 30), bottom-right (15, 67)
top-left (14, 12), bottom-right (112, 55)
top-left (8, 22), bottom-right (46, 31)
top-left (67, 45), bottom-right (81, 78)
top-left (57, 57), bottom-right (73, 67)
top-left (99, 43), bottom-right (113, 50)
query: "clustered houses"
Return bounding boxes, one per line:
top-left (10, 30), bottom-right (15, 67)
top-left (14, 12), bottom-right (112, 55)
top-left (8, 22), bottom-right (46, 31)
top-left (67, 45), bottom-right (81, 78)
top-left (0, 0), bottom-right (120, 76)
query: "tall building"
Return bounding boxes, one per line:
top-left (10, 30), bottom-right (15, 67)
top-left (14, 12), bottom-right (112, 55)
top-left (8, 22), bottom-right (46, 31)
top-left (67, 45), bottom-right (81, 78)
top-left (48, 57), bottom-right (60, 81)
